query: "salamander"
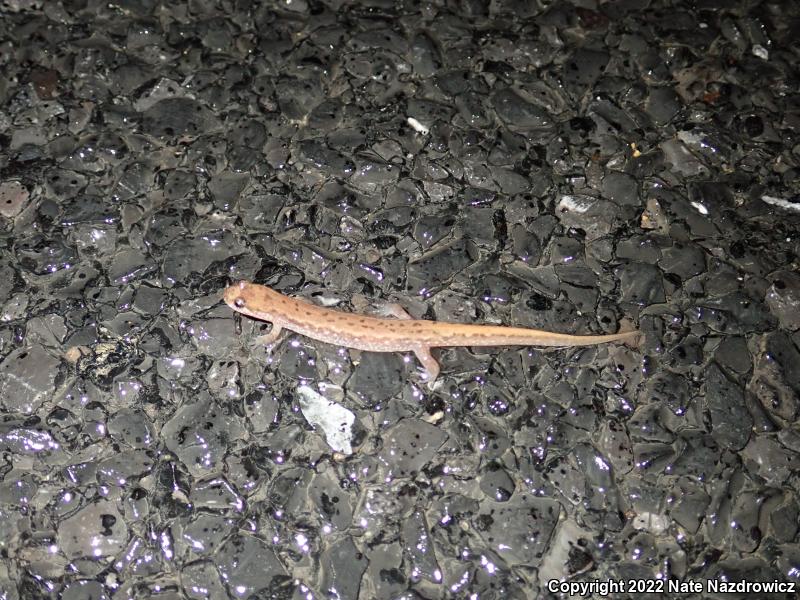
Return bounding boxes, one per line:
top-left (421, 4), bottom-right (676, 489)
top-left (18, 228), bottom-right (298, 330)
top-left (223, 281), bottom-right (640, 386)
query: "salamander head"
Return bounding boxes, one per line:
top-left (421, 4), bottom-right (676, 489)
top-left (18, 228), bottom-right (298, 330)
top-left (223, 281), bottom-right (281, 321)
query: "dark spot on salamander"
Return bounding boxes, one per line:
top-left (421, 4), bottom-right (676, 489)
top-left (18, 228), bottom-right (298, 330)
top-left (234, 298), bottom-right (246, 308)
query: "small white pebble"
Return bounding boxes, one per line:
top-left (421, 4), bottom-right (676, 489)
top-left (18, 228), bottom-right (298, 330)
top-left (690, 201), bottom-right (709, 215)
top-left (761, 195), bottom-right (800, 212)
top-left (752, 44), bottom-right (769, 60)
top-left (406, 116), bottom-right (429, 135)
top-left (0, 181), bottom-right (30, 218)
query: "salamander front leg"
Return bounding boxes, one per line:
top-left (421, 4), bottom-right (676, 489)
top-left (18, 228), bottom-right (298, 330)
top-left (254, 324), bottom-right (283, 346)
top-left (413, 345), bottom-right (440, 388)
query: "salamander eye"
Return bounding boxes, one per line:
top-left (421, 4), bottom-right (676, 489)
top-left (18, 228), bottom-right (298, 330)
top-left (234, 298), bottom-right (246, 308)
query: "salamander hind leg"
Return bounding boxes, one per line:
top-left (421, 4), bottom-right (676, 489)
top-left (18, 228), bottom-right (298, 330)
top-left (413, 345), bottom-right (440, 389)
top-left (254, 324), bottom-right (283, 346)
